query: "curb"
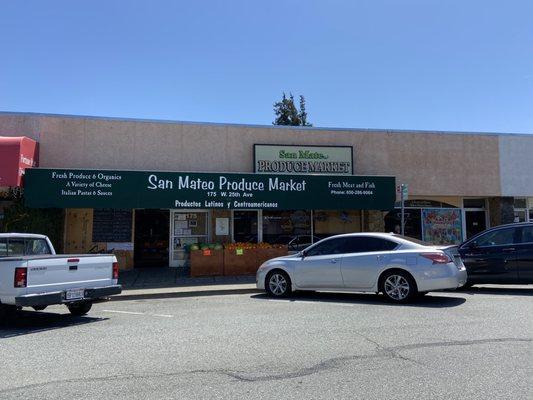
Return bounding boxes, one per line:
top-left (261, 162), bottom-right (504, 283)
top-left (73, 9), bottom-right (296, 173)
top-left (110, 287), bottom-right (261, 302)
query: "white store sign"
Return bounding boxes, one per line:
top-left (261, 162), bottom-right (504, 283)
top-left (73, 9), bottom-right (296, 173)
top-left (254, 144), bottom-right (353, 175)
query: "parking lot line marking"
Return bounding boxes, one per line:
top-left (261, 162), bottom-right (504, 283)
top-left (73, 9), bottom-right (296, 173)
top-left (102, 309), bottom-right (144, 315)
top-left (102, 309), bottom-right (174, 318)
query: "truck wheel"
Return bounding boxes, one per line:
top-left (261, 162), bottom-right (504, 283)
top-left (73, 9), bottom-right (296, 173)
top-left (67, 301), bottom-right (92, 316)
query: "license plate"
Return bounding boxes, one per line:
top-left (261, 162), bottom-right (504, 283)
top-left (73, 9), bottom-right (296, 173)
top-left (65, 289), bottom-right (84, 300)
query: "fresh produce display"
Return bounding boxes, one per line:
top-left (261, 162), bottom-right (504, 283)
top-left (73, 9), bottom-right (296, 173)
top-left (224, 242), bottom-right (286, 250)
top-left (189, 243), bottom-right (224, 252)
top-left (189, 242), bottom-right (287, 253)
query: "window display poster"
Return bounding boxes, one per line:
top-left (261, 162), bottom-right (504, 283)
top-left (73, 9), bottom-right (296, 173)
top-left (422, 209), bottom-right (463, 245)
top-left (215, 218), bottom-right (229, 235)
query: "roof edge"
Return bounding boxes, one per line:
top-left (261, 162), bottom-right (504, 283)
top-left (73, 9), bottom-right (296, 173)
top-left (0, 110), bottom-right (531, 137)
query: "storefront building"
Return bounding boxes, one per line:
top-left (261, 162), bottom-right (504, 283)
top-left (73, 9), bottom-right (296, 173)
top-left (1, 112), bottom-right (532, 271)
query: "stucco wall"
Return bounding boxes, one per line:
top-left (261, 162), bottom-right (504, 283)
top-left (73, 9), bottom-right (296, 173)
top-left (498, 135), bottom-right (533, 197)
top-left (0, 112), bottom-right (528, 197)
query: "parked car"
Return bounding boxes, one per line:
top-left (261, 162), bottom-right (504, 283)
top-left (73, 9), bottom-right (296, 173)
top-left (256, 232), bottom-right (467, 302)
top-left (0, 233), bottom-right (121, 318)
top-left (457, 222), bottom-right (533, 286)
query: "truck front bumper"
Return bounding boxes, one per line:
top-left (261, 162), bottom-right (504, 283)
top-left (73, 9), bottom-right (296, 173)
top-left (15, 285), bottom-right (122, 307)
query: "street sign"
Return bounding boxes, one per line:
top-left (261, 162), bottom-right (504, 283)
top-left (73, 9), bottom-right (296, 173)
top-left (397, 184), bottom-right (408, 201)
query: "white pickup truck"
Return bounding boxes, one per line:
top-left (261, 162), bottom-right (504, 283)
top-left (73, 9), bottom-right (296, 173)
top-left (0, 233), bottom-right (121, 318)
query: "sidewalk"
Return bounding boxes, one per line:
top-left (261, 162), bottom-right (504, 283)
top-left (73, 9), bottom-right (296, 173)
top-left (114, 267), bottom-right (259, 301)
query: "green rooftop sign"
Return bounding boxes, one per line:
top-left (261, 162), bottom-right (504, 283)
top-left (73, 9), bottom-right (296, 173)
top-left (24, 168), bottom-right (395, 210)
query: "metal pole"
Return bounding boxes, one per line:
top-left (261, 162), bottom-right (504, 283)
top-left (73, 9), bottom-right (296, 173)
top-left (401, 184), bottom-right (405, 236)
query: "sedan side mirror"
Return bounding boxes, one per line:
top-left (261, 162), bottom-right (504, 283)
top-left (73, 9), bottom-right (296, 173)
top-left (300, 250), bottom-right (307, 258)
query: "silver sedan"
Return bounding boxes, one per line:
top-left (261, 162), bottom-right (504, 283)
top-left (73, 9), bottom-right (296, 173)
top-left (256, 233), bottom-right (467, 302)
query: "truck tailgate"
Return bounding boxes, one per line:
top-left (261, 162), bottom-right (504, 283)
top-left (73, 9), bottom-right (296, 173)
top-left (26, 255), bottom-right (115, 293)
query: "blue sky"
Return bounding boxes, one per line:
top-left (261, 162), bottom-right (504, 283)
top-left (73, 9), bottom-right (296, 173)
top-left (1, 0), bottom-right (532, 133)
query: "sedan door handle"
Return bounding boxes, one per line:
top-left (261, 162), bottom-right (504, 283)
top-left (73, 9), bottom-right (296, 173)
top-left (330, 258), bottom-right (339, 264)
top-left (502, 248), bottom-right (515, 252)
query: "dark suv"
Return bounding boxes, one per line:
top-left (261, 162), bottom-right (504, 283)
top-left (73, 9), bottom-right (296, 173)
top-left (458, 222), bottom-right (533, 285)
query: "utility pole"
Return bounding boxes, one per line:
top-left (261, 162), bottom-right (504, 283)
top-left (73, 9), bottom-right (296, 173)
top-left (400, 183), bottom-right (408, 236)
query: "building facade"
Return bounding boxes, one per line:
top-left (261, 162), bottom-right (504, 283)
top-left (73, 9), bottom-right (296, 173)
top-left (0, 112), bottom-right (532, 270)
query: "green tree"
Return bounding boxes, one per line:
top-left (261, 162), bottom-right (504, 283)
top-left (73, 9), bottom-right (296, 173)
top-left (273, 93), bottom-right (312, 126)
top-left (2, 191), bottom-right (64, 251)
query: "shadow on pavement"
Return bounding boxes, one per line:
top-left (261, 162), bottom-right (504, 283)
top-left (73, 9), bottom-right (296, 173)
top-left (455, 285), bottom-right (532, 296)
top-left (113, 287), bottom-right (260, 302)
top-left (0, 310), bottom-right (107, 339)
top-left (251, 291), bottom-right (467, 308)
top-left (118, 267), bottom-right (255, 290)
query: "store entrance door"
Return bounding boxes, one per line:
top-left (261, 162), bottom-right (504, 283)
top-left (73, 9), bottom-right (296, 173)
top-left (465, 210), bottom-right (487, 239)
top-left (134, 209), bottom-right (169, 267)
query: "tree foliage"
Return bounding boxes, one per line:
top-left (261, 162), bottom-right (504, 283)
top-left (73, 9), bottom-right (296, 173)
top-left (2, 191), bottom-right (64, 251)
top-left (273, 93), bottom-right (312, 126)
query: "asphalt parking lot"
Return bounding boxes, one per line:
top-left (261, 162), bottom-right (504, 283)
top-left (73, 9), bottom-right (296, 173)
top-left (0, 286), bottom-right (531, 400)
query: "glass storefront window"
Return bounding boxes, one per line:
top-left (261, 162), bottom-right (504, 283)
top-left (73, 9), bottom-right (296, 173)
top-left (262, 210), bottom-right (311, 245)
top-left (384, 209), bottom-right (422, 240)
top-left (514, 210), bottom-right (526, 223)
top-left (313, 210), bottom-right (361, 240)
top-left (170, 211), bottom-right (209, 267)
top-left (514, 198), bottom-right (528, 223)
top-left (233, 211), bottom-right (258, 243)
top-left (463, 198), bottom-right (486, 208)
top-left (514, 198), bottom-right (527, 209)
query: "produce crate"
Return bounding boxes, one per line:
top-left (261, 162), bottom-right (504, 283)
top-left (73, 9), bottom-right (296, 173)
top-left (223, 248), bottom-right (257, 276)
top-left (190, 249), bottom-right (224, 277)
top-left (254, 247), bottom-right (289, 273)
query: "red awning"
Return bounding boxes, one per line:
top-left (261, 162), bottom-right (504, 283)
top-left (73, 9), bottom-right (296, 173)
top-left (0, 136), bottom-right (39, 187)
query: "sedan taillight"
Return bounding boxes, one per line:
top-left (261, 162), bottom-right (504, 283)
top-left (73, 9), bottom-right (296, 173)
top-left (14, 267), bottom-right (28, 288)
top-left (421, 252), bottom-right (452, 264)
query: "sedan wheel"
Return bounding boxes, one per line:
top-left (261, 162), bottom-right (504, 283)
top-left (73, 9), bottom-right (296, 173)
top-left (266, 271), bottom-right (291, 297)
top-left (382, 273), bottom-right (413, 302)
